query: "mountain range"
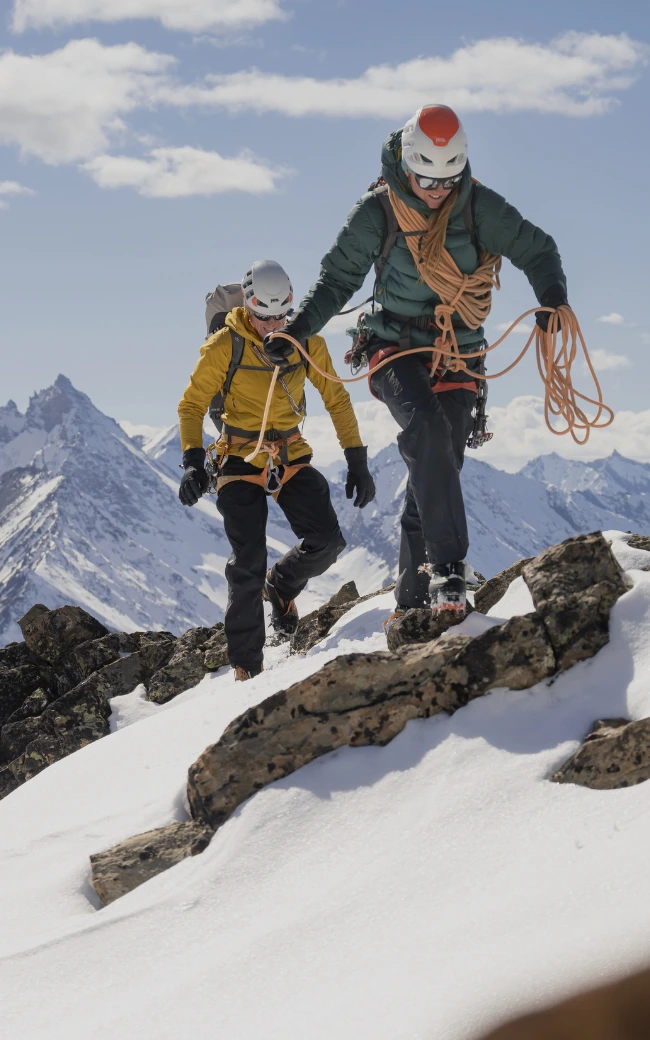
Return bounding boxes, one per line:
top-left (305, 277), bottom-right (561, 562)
top-left (1, 375), bottom-right (649, 645)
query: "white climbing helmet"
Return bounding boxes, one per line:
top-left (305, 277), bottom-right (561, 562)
top-left (401, 104), bottom-right (468, 179)
top-left (241, 260), bottom-right (293, 318)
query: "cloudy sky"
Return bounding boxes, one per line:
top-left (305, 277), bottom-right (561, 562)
top-left (1, 0), bottom-right (649, 465)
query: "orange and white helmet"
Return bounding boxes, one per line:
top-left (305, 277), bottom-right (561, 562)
top-left (241, 260), bottom-right (293, 319)
top-left (401, 104), bottom-right (468, 179)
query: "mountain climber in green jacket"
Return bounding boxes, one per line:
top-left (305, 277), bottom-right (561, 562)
top-left (263, 103), bottom-right (568, 621)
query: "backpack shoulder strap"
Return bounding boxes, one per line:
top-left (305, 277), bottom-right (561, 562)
top-left (223, 331), bottom-right (245, 397)
top-left (373, 185), bottom-right (402, 274)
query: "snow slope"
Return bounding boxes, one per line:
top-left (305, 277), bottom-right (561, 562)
top-left (1, 534), bottom-right (650, 1039)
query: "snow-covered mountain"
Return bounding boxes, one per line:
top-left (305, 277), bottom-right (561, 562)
top-left (1, 376), bottom-right (649, 646)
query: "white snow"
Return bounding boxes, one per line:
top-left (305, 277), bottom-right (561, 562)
top-left (2, 534), bottom-right (650, 1039)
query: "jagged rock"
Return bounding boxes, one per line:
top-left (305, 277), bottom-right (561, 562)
top-left (11, 730), bottom-right (99, 783)
top-left (474, 558), bottom-right (533, 615)
top-left (188, 613), bottom-right (555, 830)
top-left (291, 581), bottom-right (360, 654)
top-left (204, 630), bottom-right (229, 671)
top-left (18, 604), bottom-right (109, 664)
top-left (0, 640), bottom-right (39, 671)
top-left (628, 534), bottom-right (650, 551)
top-left (552, 717), bottom-right (650, 789)
top-left (1, 716), bottom-right (43, 762)
top-left (39, 676), bottom-right (112, 739)
top-left (56, 632), bottom-right (139, 694)
top-left (90, 821), bottom-right (214, 906)
top-left (385, 606), bottom-right (473, 652)
top-left (522, 532), bottom-right (627, 671)
top-left (5, 686), bottom-right (52, 723)
top-left (0, 663), bottom-right (44, 726)
top-left (173, 627), bottom-right (215, 653)
top-left (147, 649), bottom-right (208, 705)
top-left (133, 632), bottom-right (177, 677)
top-left (0, 765), bottom-right (20, 799)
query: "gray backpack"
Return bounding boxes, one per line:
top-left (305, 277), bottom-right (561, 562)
top-left (204, 283), bottom-right (246, 432)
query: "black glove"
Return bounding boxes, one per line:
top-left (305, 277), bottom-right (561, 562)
top-left (344, 446), bottom-right (376, 509)
top-left (179, 447), bottom-right (209, 507)
top-left (262, 312), bottom-right (310, 367)
top-left (536, 284), bottom-right (568, 332)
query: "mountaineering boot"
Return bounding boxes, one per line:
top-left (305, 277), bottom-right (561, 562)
top-left (234, 664), bottom-right (264, 682)
top-left (429, 562), bottom-right (466, 617)
top-left (262, 569), bottom-right (299, 638)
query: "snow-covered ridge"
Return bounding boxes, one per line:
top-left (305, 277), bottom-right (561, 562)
top-left (1, 532), bottom-right (650, 1039)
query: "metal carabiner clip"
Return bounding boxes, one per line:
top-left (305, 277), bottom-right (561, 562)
top-left (265, 461), bottom-right (283, 495)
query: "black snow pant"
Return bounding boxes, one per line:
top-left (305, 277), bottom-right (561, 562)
top-left (216, 456), bottom-right (346, 671)
top-left (370, 353), bottom-right (475, 610)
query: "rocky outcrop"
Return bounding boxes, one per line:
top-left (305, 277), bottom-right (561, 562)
top-left (0, 607), bottom-right (229, 799)
top-left (88, 532), bottom-right (630, 903)
top-left (90, 821), bottom-right (213, 906)
top-left (291, 581), bottom-right (360, 653)
top-left (628, 534), bottom-right (650, 551)
top-left (522, 532), bottom-right (626, 672)
top-left (473, 558), bottom-right (533, 615)
top-left (188, 613), bottom-right (555, 829)
top-left (552, 717), bottom-right (650, 789)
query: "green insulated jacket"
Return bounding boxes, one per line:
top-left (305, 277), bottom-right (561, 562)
top-left (295, 130), bottom-right (567, 352)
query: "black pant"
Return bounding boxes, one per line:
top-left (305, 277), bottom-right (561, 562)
top-left (370, 354), bottom-right (475, 609)
top-left (216, 458), bottom-right (346, 670)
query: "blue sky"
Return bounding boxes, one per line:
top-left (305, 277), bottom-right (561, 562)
top-left (1, 0), bottom-right (649, 441)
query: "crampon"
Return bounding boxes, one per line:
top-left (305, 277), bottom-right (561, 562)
top-left (428, 562), bottom-right (466, 618)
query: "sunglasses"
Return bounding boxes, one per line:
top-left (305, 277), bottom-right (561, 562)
top-left (412, 171), bottom-right (463, 190)
top-left (250, 308), bottom-right (294, 323)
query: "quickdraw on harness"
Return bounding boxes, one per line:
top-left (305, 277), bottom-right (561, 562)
top-left (204, 433), bottom-right (309, 502)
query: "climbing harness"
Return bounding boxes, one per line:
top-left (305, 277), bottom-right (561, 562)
top-left (205, 431), bottom-right (308, 501)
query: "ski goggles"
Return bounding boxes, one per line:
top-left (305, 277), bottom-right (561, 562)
top-left (412, 171), bottom-right (463, 190)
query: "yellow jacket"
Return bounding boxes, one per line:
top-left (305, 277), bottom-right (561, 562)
top-left (178, 307), bottom-right (363, 465)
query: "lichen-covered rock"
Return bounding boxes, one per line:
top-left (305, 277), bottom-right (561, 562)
top-left (522, 533), bottom-right (627, 671)
top-left (0, 640), bottom-right (39, 671)
top-left (628, 534), bottom-right (650, 551)
top-left (11, 729), bottom-right (100, 783)
top-left (90, 821), bottom-right (214, 906)
top-left (147, 649), bottom-right (208, 705)
top-left (39, 676), bottom-right (112, 739)
top-left (173, 627), bottom-right (214, 653)
top-left (18, 604), bottom-right (109, 664)
top-left (57, 632), bottom-right (139, 694)
top-left (474, 558), bottom-right (533, 615)
top-left (385, 607), bottom-right (472, 652)
top-left (133, 632), bottom-right (177, 678)
top-left (291, 581), bottom-right (360, 654)
top-left (204, 644), bottom-right (229, 671)
top-left (0, 663), bottom-right (44, 726)
top-left (5, 686), bottom-right (51, 724)
top-left (187, 613), bottom-right (555, 830)
top-left (1, 715), bottom-right (43, 762)
top-left (552, 717), bottom-right (650, 789)
top-left (0, 765), bottom-right (20, 799)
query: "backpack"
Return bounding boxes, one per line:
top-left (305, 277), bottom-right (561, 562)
top-left (204, 282), bottom-right (309, 433)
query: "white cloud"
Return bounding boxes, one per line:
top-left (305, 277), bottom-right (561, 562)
top-left (597, 312), bottom-right (625, 325)
top-left (479, 395), bottom-right (650, 472)
top-left (83, 146), bottom-right (290, 197)
top-left (164, 32), bottom-right (648, 118)
top-left (495, 320), bottom-right (534, 335)
top-left (0, 38), bottom-right (174, 163)
top-left (590, 348), bottom-right (630, 371)
top-left (0, 180), bottom-right (35, 208)
top-left (304, 401), bottom-right (400, 466)
top-left (12, 0), bottom-right (287, 33)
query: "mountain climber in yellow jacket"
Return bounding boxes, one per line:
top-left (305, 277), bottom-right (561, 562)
top-left (178, 259), bottom-right (375, 681)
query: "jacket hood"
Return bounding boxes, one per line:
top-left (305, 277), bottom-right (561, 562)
top-left (225, 306), bottom-right (263, 344)
top-left (380, 128), bottom-right (473, 219)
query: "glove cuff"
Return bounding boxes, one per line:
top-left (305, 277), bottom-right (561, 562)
top-left (284, 310), bottom-right (311, 344)
top-left (344, 446), bottom-right (368, 464)
top-left (182, 447), bottom-right (206, 470)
